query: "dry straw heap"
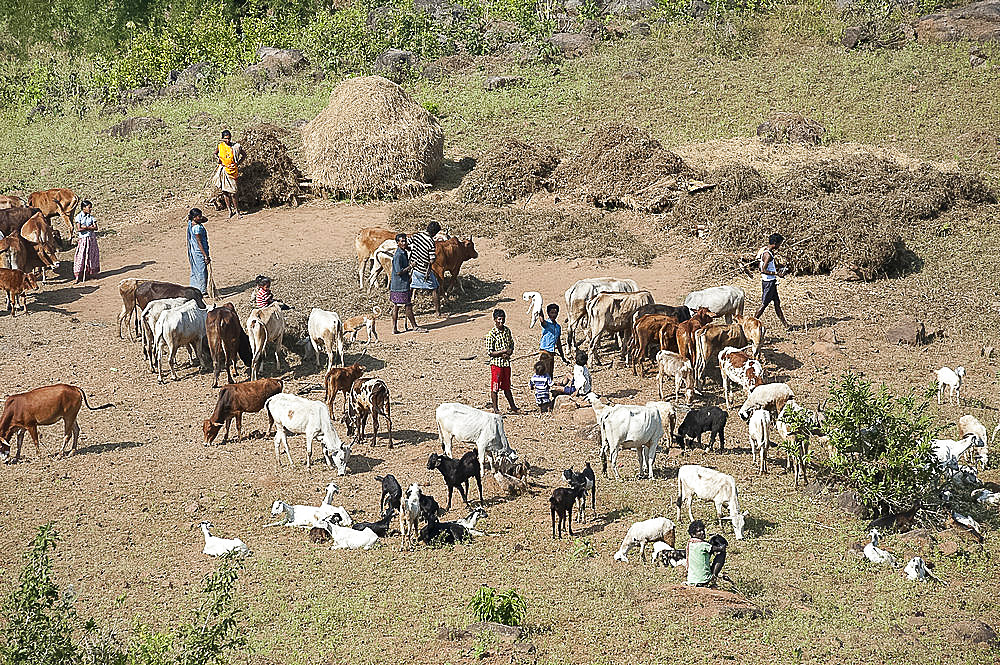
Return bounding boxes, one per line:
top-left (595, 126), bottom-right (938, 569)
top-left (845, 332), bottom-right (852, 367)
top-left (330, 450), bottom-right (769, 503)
top-left (238, 124), bottom-right (305, 206)
top-left (756, 112), bottom-right (826, 146)
top-left (301, 76), bottom-right (444, 199)
top-left (457, 138), bottom-right (560, 205)
top-left (552, 123), bottom-right (706, 213)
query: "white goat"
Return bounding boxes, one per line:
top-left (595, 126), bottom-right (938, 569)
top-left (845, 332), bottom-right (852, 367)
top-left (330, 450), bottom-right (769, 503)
top-left (655, 350), bottom-right (694, 403)
top-left (400, 483), bottom-right (422, 550)
top-left (931, 433), bottom-right (983, 472)
top-left (265, 482), bottom-right (349, 527)
top-left (613, 517), bottom-right (676, 562)
top-left (676, 464), bottom-right (746, 539)
top-left (308, 307), bottom-right (346, 373)
top-left (747, 408), bottom-right (772, 475)
top-left (314, 521), bottom-right (378, 550)
top-left (199, 522), bottom-right (250, 558)
top-left (863, 529), bottom-right (898, 566)
top-left (522, 291), bottom-right (543, 328)
top-left (903, 556), bottom-right (942, 582)
top-left (738, 382), bottom-right (795, 422)
top-left (972, 487), bottom-right (1000, 507)
top-left (936, 366), bottom-right (966, 405)
top-left (957, 414), bottom-right (993, 468)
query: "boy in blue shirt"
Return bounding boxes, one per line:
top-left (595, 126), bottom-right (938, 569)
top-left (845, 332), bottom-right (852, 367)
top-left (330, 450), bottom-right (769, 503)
top-left (538, 303), bottom-right (569, 378)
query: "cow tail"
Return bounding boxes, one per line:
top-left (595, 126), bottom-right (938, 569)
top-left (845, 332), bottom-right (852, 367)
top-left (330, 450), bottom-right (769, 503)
top-left (78, 388), bottom-right (114, 410)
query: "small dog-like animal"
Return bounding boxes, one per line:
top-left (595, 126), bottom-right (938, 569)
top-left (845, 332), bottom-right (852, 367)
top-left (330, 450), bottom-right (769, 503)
top-left (343, 306), bottom-right (381, 345)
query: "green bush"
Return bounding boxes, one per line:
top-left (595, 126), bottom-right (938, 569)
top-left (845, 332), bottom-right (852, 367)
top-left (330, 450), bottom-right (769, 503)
top-left (468, 586), bottom-right (527, 627)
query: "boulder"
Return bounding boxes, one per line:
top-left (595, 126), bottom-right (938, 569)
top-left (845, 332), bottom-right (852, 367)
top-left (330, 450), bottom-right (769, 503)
top-left (885, 316), bottom-right (927, 346)
top-left (375, 49), bottom-right (417, 81)
top-left (914, 1), bottom-right (1000, 43)
top-left (842, 25), bottom-right (870, 49)
top-left (549, 32), bottom-right (593, 55)
top-left (949, 620), bottom-right (998, 646)
top-left (104, 116), bottom-right (166, 139)
top-left (171, 61), bottom-right (214, 87)
top-left (970, 46), bottom-right (989, 67)
top-left (484, 75), bottom-right (527, 91)
top-left (836, 490), bottom-right (865, 516)
top-left (898, 528), bottom-right (933, 550)
top-left (629, 21), bottom-right (652, 36)
top-left (604, 0), bottom-right (656, 17)
top-left (246, 47), bottom-right (309, 83)
top-left (120, 85), bottom-right (160, 106)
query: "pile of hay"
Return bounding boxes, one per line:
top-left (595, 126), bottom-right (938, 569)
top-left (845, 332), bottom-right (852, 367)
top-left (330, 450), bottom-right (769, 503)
top-left (457, 138), bottom-right (560, 205)
top-left (301, 76), bottom-right (444, 199)
top-left (389, 201), bottom-right (656, 266)
top-left (756, 112), bottom-right (826, 146)
top-left (675, 155), bottom-right (996, 279)
top-left (238, 124), bottom-right (305, 207)
top-left (552, 124), bottom-right (705, 213)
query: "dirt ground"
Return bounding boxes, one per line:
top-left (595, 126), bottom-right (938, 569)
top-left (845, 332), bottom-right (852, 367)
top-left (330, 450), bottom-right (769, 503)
top-left (0, 200), bottom-right (998, 665)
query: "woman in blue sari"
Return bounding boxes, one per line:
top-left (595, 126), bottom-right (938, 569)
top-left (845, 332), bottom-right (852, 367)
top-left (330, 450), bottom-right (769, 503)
top-left (187, 208), bottom-right (210, 295)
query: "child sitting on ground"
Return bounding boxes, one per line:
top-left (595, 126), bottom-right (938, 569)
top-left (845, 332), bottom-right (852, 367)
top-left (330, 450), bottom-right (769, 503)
top-left (252, 275), bottom-right (274, 309)
top-left (529, 361), bottom-right (555, 414)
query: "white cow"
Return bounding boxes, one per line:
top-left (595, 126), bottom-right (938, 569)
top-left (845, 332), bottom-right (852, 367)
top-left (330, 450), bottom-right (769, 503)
top-left (265, 393), bottom-right (350, 473)
top-left (436, 403), bottom-right (516, 478)
top-left (676, 464), bottom-right (746, 539)
top-left (247, 304), bottom-right (286, 380)
top-left (564, 277), bottom-right (639, 349)
top-left (153, 300), bottom-right (209, 382)
top-left (588, 394), bottom-right (664, 480)
top-left (139, 297), bottom-right (193, 371)
top-left (307, 307), bottom-right (346, 373)
top-left (684, 286), bottom-right (745, 323)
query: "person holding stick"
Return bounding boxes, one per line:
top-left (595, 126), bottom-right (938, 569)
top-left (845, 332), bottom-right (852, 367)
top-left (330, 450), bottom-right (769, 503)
top-left (186, 208), bottom-right (211, 296)
top-left (754, 233), bottom-right (791, 330)
top-left (486, 309), bottom-right (520, 414)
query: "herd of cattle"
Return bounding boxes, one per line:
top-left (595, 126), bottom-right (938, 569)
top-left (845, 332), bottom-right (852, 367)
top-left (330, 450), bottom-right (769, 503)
top-left (1, 219), bottom-right (993, 564)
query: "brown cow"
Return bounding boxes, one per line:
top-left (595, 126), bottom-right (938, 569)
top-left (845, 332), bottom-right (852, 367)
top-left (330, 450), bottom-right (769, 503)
top-left (355, 227), bottom-right (396, 290)
top-left (346, 377), bottom-right (393, 447)
top-left (630, 313), bottom-right (680, 376)
top-left (28, 188), bottom-right (79, 240)
top-left (203, 378), bottom-right (283, 445)
top-left (19, 213), bottom-right (58, 282)
top-left (133, 280), bottom-right (205, 338)
top-left (0, 231), bottom-right (58, 278)
top-left (432, 236), bottom-right (478, 295)
top-left (675, 307), bottom-right (713, 377)
top-left (117, 278), bottom-right (148, 339)
top-left (324, 363), bottom-right (365, 418)
top-left (205, 303), bottom-right (253, 387)
top-left (694, 321), bottom-right (749, 387)
top-left (0, 195), bottom-right (24, 209)
top-left (0, 268), bottom-right (39, 315)
top-left (0, 206), bottom-right (41, 238)
top-left (0, 384), bottom-right (114, 462)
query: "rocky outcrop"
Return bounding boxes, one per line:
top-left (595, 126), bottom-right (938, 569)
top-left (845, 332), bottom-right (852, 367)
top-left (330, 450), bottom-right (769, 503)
top-left (915, 1), bottom-right (1000, 42)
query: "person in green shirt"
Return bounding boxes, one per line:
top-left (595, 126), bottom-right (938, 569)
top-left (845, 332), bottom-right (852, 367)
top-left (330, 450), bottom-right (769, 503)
top-left (685, 520), bottom-right (728, 587)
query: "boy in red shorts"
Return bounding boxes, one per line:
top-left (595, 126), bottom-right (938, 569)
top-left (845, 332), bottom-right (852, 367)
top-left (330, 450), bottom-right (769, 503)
top-left (486, 309), bottom-right (520, 414)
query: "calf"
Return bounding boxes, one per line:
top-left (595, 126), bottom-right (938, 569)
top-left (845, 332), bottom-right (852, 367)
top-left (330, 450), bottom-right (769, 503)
top-left (428, 450), bottom-right (484, 510)
top-left (431, 236), bottom-right (478, 295)
top-left (28, 188), bottom-right (78, 240)
top-left (205, 303), bottom-right (253, 387)
top-left (655, 350), bottom-right (694, 403)
top-left (375, 474), bottom-right (403, 514)
top-left (694, 321), bottom-right (748, 386)
top-left (203, 378), bottom-right (283, 445)
top-left (631, 313), bottom-right (680, 376)
top-left (117, 278), bottom-right (148, 340)
top-left (0, 231), bottom-right (57, 280)
top-left (676, 464), bottom-right (747, 539)
top-left (436, 402), bottom-right (516, 480)
top-left (738, 383), bottom-right (795, 422)
top-left (675, 406), bottom-right (728, 452)
top-left (0, 268), bottom-right (38, 315)
top-left (674, 308), bottom-right (713, 382)
top-left (324, 363), bottom-right (365, 419)
top-left (154, 300), bottom-right (210, 382)
top-left (0, 384), bottom-right (114, 462)
top-left (550, 482), bottom-right (588, 538)
top-left (247, 304), bottom-right (285, 380)
top-left (719, 346), bottom-right (764, 409)
top-left (346, 378), bottom-right (393, 447)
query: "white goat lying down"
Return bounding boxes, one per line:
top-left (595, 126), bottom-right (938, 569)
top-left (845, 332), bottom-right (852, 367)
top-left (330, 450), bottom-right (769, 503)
top-left (313, 520), bottom-right (378, 550)
top-left (613, 517), bottom-right (675, 562)
top-left (199, 522), bottom-right (251, 558)
top-left (265, 482), bottom-right (351, 528)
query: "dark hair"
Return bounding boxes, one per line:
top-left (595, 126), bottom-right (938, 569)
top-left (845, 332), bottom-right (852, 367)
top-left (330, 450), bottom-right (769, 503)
top-left (188, 208), bottom-right (203, 220)
top-left (533, 361), bottom-right (546, 375)
top-left (574, 350), bottom-right (588, 366)
top-left (256, 275), bottom-right (271, 286)
top-left (769, 233), bottom-right (784, 246)
top-left (688, 519), bottom-right (706, 537)
top-left (426, 221), bottom-right (442, 236)
top-left (395, 232), bottom-right (407, 243)
top-left (493, 309), bottom-right (506, 320)
top-left (221, 130), bottom-right (232, 139)
top-left (81, 199), bottom-right (92, 208)
top-left (546, 303), bottom-right (559, 315)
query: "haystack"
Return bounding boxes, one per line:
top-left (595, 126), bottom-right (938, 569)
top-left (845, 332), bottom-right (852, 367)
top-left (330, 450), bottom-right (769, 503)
top-left (238, 124), bottom-right (305, 207)
top-left (457, 138), bottom-right (560, 205)
top-left (672, 164), bottom-right (767, 230)
top-left (756, 112), bottom-right (826, 146)
top-left (553, 124), bottom-right (706, 213)
top-left (302, 76), bottom-right (444, 199)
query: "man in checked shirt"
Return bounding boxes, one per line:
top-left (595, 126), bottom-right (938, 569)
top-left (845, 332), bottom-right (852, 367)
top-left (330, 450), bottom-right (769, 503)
top-left (486, 309), bottom-right (520, 414)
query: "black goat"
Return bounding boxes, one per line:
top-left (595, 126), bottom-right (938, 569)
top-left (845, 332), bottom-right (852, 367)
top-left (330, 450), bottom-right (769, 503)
top-left (419, 492), bottom-right (441, 523)
top-left (375, 474), bottom-right (402, 514)
top-left (675, 406), bottom-right (728, 451)
top-left (550, 481), bottom-right (588, 538)
top-left (427, 450), bottom-right (483, 510)
top-left (562, 462), bottom-right (597, 522)
top-left (418, 514), bottom-right (472, 545)
top-left (353, 508), bottom-right (396, 538)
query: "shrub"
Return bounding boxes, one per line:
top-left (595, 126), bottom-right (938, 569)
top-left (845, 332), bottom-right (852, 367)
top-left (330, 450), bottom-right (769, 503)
top-left (468, 586), bottom-right (527, 627)
top-left (821, 373), bottom-right (941, 516)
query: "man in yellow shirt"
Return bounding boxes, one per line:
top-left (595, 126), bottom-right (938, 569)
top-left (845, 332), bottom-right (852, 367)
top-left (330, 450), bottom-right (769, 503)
top-left (214, 130), bottom-right (245, 218)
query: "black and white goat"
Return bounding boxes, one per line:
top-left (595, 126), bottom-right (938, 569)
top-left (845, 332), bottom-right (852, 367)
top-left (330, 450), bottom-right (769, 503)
top-left (353, 508), bottom-right (397, 538)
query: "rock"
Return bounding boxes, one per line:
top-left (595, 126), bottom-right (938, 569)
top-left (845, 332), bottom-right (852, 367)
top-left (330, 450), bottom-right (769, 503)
top-left (604, 0), bottom-right (656, 17)
top-left (970, 46), bottom-right (989, 67)
top-left (184, 501), bottom-right (200, 515)
top-left (572, 407), bottom-right (596, 426)
top-left (836, 490), bottom-right (865, 516)
top-left (484, 75), bottom-right (526, 91)
top-left (171, 61), bottom-right (214, 87)
top-left (141, 158), bottom-right (161, 170)
top-left (950, 620), bottom-right (998, 645)
top-left (885, 316), bottom-right (928, 346)
top-left (621, 69), bottom-right (644, 79)
top-left (549, 32), bottom-right (593, 55)
top-left (414, 0), bottom-right (470, 23)
top-left (466, 621), bottom-right (523, 642)
top-left (831, 264), bottom-right (864, 281)
top-left (554, 395), bottom-right (578, 413)
top-left (810, 340), bottom-right (841, 358)
top-left (687, 0), bottom-right (711, 17)
top-left (256, 47), bottom-right (308, 69)
top-left (936, 528), bottom-right (969, 556)
top-left (914, 1), bottom-right (1000, 43)
top-left (375, 48), bottom-right (417, 81)
top-left (629, 21), bottom-right (651, 36)
top-left (104, 116), bottom-right (166, 138)
top-left (800, 481), bottom-right (825, 497)
top-left (842, 25), bottom-right (869, 49)
top-left (120, 85), bottom-right (161, 106)
top-left (898, 528), bottom-right (933, 550)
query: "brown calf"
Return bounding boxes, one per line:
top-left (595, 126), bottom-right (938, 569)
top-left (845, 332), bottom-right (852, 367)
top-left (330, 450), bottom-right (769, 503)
top-left (28, 188), bottom-right (79, 240)
top-left (431, 236), bottom-right (478, 295)
top-left (674, 307), bottom-right (713, 372)
top-left (355, 227), bottom-right (396, 290)
top-left (736, 315), bottom-right (765, 358)
top-left (206, 303), bottom-right (253, 387)
top-left (346, 377), bottom-right (393, 447)
top-left (203, 378), bottom-right (283, 445)
top-left (631, 313), bottom-right (681, 376)
top-left (0, 384), bottom-right (114, 462)
top-left (324, 363), bottom-right (365, 418)
top-left (0, 268), bottom-right (39, 315)
top-left (117, 278), bottom-right (147, 339)
top-left (694, 321), bottom-right (748, 387)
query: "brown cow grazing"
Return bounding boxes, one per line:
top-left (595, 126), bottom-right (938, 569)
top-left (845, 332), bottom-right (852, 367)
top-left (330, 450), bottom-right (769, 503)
top-left (117, 278), bottom-right (148, 339)
top-left (355, 227), bottom-right (396, 290)
top-left (346, 377), bottom-right (393, 447)
top-left (19, 213), bottom-right (58, 282)
top-left (0, 384), bottom-right (114, 462)
top-left (133, 280), bottom-right (205, 338)
top-left (0, 230), bottom-right (58, 279)
top-left (675, 307), bottom-right (713, 379)
top-left (0, 195), bottom-right (24, 209)
top-left (205, 303), bottom-right (253, 387)
top-left (736, 314), bottom-right (766, 358)
top-left (323, 363), bottom-right (365, 418)
top-left (28, 188), bottom-right (79, 241)
top-left (432, 236), bottom-right (478, 295)
top-left (203, 378), bottom-right (283, 445)
top-left (0, 206), bottom-right (41, 238)
top-left (0, 268), bottom-right (39, 315)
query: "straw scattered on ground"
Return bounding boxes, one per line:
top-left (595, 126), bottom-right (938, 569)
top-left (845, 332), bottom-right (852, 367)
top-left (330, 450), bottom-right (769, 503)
top-left (457, 138), bottom-right (560, 205)
top-left (301, 76), bottom-right (444, 199)
top-left (552, 123), bottom-right (705, 213)
top-left (756, 111), bottom-right (826, 146)
top-left (238, 123), bottom-right (305, 207)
